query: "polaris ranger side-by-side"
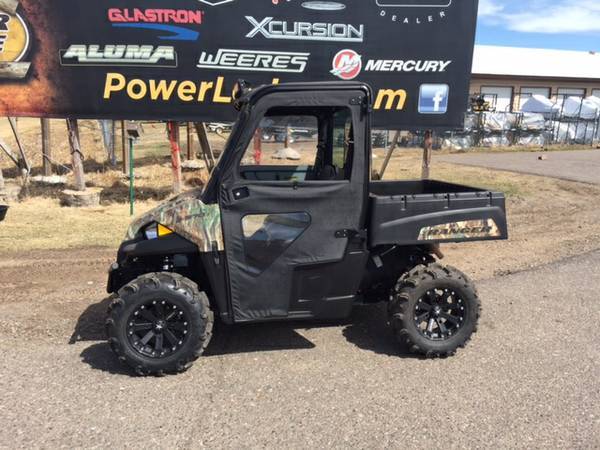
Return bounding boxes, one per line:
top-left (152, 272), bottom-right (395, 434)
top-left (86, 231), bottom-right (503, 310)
top-left (106, 82), bottom-right (508, 375)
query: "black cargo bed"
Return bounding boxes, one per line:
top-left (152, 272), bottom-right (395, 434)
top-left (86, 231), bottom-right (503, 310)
top-left (369, 180), bottom-right (508, 246)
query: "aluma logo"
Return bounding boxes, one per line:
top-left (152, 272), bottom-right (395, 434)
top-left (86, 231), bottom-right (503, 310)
top-left (246, 17), bottom-right (364, 42)
top-left (330, 49), bottom-right (361, 80)
top-left (418, 84), bottom-right (449, 114)
top-left (198, 49), bottom-right (309, 73)
top-left (60, 45), bottom-right (177, 67)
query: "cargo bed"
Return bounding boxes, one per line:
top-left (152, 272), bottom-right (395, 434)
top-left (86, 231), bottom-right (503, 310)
top-left (369, 180), bottom-right (508, 246)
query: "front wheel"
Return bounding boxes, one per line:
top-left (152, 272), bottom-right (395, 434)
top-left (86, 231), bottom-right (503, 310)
top-left (106, 272), bottom-right (213, 376)
top-left (388, 263), bottom-right (480, 358)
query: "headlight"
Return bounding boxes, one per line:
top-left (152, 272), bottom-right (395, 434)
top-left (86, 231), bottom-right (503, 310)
top-left (143, 223), bottom-right (173, 240)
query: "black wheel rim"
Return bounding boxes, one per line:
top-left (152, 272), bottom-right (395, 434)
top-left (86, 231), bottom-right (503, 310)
top-left (126, 300), bottom-right (191, 359)
top-left (414, 288), bottom-right (466, 341)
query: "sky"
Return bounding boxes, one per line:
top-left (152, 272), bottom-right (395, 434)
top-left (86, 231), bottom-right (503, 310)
top-left (476, 0), bottom-right (600, 51)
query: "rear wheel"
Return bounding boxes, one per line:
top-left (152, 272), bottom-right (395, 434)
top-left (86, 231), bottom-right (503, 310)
top-left (388, 263), bottom-right (480, 357)
top-left (106, 272), bottom-right (213, 376)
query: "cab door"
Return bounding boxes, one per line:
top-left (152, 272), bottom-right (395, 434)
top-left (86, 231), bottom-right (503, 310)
top-left (219, 89), bottom-right (369, 322)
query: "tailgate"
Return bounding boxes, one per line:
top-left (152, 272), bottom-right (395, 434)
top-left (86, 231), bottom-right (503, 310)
top-left (369, 187), bottom-right (508, 247)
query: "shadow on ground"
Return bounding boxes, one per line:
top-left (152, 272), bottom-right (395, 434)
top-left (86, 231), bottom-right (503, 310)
top-left (75, 298), bottom-right (419, 376)
top-left (342, 303), bottom-right (421, 358)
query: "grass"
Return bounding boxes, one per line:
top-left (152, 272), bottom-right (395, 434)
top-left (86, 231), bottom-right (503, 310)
top-left (3, 127), bottom-right (595, 253)
top-left (0, 198), bottom-right (159, 252)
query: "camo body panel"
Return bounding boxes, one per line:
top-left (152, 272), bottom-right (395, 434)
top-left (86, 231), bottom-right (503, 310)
top-left (418, 219), bottom-right (500, 241)
top-left (127, 197), bottom-right (223, 252)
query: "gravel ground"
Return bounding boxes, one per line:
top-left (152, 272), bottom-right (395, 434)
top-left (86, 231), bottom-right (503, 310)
top-left (437, 149), bottom-right (600, 184)
top-left (0, 249), bottom-right (598, 448)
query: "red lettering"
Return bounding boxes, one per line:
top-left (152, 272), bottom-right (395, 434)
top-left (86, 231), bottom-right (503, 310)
top-left (107, 8), bottom-right (124, 22)
top-left (107, 8), bottom-right (203, 24)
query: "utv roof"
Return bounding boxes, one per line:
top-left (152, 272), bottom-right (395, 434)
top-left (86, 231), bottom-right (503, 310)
top-left (234, 80), bottom-right (373, 110)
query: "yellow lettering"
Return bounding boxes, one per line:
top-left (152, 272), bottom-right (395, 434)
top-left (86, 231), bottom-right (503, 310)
top-left (177, 81), bottom-right (197, 102)
top-left (127, 79), bottom-right (147, 100)
top-left (149, 79), bottom-right (178, 100)
top-left (197, 81), bottom-right (213, 101)
top-left (103, 73), bottom-right (126, 99)
top-left (374, 89), bottom-right (407, 110)
top-left (213, 76), bottom-right (231, 104)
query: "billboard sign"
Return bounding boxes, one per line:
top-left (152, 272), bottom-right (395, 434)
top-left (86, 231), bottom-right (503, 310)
top-left (0, 0), bottom-right (479, 129)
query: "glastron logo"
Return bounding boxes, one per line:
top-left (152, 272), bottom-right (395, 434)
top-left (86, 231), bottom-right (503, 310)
top-left (107, 9), bottom-right (203, 41)
top-left (60, 45), bottom-right (177, 67)
top-left (330, 49), bottom-right (361, 80)
top-left (376, 0), bottom-right (453, 25)
top-left (198, 49), bottom-right (309, 73)
top-left (246, 17), bottom-right (364, 42)
top-left (0, 8), bottom-right (31, 79)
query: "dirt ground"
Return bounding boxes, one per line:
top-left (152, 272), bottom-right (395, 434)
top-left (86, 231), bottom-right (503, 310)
top-left (1, 120), bottom-right (600, 446)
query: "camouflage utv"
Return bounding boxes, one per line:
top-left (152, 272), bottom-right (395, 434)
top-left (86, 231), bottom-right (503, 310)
top-left (106, 81), bottom-right (508, 375)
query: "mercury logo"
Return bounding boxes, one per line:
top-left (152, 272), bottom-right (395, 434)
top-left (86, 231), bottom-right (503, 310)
top-left (330, 49), bottom-right (362, 80)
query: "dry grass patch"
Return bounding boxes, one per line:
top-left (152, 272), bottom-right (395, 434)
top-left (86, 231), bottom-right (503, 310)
top-left (0, 198), bottom-right (159, 252)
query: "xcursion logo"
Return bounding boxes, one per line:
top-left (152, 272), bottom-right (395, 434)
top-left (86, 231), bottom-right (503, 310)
top-left (246, 16), bottom-right (364, 42)
top-left (108, 8), bottom-right (203, 41)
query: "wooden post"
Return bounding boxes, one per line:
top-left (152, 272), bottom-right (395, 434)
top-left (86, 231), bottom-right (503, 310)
top-left (422, 130), bottom-right (433, 180)
top-left (194, 122), bottom-right (216, 170)
top-left (253, 129), bottom-right (262, 165)
top-left (121, 120), bottom-right (129, 174)
top-left (0, 136), bottom-right (21, 168)
top-left (186, 122), bottom-right (194, 160)
top-left (8, 117), bottom-right (30, 174)
top-left (284, 126), bottom-right (291, 148)
top-left (378, 130), bottom-right (401, 179)
top-left (167, 121), bottom-right (183, 194)
top-left (108, 120), bottom-right (117, 166)
top-left (41, 118), bottom-right (52, 176)
top-left (66, 119), bottom-right (86, 191)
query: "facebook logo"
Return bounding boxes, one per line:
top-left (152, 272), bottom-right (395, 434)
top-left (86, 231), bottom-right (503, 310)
top-left (418, 84), bottom-right (449, 114)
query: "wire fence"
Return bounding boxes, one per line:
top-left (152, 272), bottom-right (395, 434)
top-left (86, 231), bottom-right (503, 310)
top-left (438, 94), bottom-right (600, 150)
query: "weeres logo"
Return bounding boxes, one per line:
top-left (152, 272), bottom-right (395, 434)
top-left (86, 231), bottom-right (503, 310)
top-left (198, 49), bottom-right (309, 73)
